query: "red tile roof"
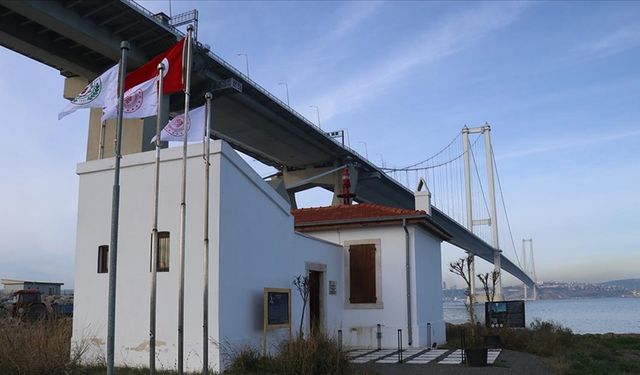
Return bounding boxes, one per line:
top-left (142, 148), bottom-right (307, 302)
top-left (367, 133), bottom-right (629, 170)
top-left (292, 203), bottom-right (426, 224)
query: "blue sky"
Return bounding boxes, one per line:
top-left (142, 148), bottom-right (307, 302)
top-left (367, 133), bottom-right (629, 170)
top-left (0, 1), bottom-right (638, 288)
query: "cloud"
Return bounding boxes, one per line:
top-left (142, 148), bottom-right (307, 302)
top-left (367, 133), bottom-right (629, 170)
top-left (582, 24), bottom-right (640, 58)
top-left (284, 2), bottom-right (382, 90)
top-left (498, 127), bottom-right (640, 160)
top-left (328, 2), bottom-right (383, 42)
top-left (307, 3), bottom-right (531, 122)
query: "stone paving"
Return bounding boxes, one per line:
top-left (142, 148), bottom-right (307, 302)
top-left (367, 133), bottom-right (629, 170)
top-left (348, 348), bottom-right (502, 366)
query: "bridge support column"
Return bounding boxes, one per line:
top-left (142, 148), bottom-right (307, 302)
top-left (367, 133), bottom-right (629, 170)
top-left (484, 124), bottom-right (502, 301)
top-left (462, 127), bottom-right (476, 300)
top-left (274, 163), bottom-right (360, 209)
top-left (63, 77), bottom-right (166, 162)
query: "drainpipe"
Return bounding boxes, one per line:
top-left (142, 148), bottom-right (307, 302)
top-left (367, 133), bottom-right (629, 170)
top-left (403, 218), bottom-right (413, 346)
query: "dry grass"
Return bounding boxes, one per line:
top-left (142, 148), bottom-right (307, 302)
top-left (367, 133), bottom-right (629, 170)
top-left (0, 318), bottom-right (87, 375)
top-left (0, 319), bottom-right (372, 374)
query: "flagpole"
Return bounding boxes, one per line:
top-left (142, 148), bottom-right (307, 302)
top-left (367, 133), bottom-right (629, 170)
top-left (149, 62), bottom-right (165, 375)
top-left (99, 120), bottom-right (106, 159)
top-left (177, 25), bottom-right (193, 375)
top-left (202, 92), bottom-right (213, 375)
top-left (107, 40), bottom-right (129, 375)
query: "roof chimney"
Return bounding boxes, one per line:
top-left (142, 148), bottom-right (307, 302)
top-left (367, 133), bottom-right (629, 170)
top-left (415, 178), bottom-right (432, 215)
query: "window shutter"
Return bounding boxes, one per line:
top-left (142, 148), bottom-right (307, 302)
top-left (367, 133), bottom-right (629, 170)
top-left (349, 244), bottom-right (377, 303)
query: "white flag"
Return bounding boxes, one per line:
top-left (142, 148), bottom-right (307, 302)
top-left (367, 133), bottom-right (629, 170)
top-left (101, 77), bottom-right (158, 122)
top-left (58, 64), bottom-right (119, 120)
top-left (154, 105), bottom-right (206, 143)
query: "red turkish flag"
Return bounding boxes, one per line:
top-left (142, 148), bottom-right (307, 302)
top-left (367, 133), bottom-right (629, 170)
top-left (125, 38), bottom-right (185, 94)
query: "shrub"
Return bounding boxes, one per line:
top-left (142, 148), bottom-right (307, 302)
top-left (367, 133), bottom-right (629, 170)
top-left (225, 333), bottom-right (367, 375)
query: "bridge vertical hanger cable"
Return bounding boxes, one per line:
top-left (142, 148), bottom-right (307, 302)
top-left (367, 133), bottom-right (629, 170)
top-left (470, 141), bottom-right (491, 221)
top-left (492, 149), bottom-right (522, 267)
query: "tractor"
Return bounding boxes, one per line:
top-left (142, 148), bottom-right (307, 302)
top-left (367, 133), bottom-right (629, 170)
top-left (10, 290), bottom-right (72, 321)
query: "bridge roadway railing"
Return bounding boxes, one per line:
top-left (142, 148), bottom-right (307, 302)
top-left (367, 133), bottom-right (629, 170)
top-left (122, 0), bottom-right (534, 287)
top-left (122, 0), bottom-right (372, 166)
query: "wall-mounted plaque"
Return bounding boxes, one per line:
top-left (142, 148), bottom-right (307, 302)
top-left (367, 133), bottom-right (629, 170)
top-left (329, 280), bottom-right (337, 295)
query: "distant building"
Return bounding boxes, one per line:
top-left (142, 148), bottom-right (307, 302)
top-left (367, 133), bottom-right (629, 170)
top-left (1, 279), bottom-right (64, 295)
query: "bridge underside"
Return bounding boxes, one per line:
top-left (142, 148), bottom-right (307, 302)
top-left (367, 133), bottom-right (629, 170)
top-left (0, 0), bottom-right (534, 289)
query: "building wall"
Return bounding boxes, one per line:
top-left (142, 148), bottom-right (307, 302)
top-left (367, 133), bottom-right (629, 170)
top-left (73, 142), bottom-right (225, 371)
top-left (2, 284), bottom-right (23, 294)
top-left (72, 140), bottom-right (343, 372)
top-left (412, 227), bottom-right (446, 346)
top-left (305, 225), bottom-right (445, 349)
top-left (216, 148), bottom-right (343, 367)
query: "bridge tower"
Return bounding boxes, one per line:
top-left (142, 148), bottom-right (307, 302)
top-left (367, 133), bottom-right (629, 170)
top-left (462, 125), bottom-right (503, 301)
top-left (522, 238), bottom-right (538, 300)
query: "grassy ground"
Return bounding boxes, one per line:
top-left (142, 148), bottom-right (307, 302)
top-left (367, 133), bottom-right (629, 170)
top-left (0, 319), bottom-right (373, 375)
top-left (3, 318), bottom-right (638, 374)
top-left (446, 321), bottom-right (640, 375)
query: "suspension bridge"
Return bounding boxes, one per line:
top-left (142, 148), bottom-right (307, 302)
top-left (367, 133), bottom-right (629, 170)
top-left (0, 0), bottom-right (537, 296)
top-left (380, 124), bottom-right (536, 298)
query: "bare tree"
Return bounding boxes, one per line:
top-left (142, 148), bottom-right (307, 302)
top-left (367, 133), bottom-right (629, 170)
top-left (293, 275), bottom-right (310, 339)
top-left (449, 254), bottom-right (476, 328)
top-left (477, 270), bottom-right (500, 303)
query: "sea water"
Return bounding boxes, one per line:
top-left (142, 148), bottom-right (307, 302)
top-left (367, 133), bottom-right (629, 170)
top-left (443, 297), bottom-right (640, 334)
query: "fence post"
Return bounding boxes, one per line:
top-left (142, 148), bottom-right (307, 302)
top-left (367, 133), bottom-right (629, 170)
top-left (397, 329), bottom-right (403, 363)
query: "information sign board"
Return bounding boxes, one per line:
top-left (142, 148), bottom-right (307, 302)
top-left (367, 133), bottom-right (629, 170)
top-left (485, 300), bottom-right (526, 328)
top-left (263, 288), bottom-right (292, 354)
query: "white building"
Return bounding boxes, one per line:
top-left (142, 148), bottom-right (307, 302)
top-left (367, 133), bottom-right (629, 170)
top-left (292, 203), bottom-right (449, 349)
top-left (1, 279), bottom-right (64, 296)
top-left (72, 140), bottom-right (449, 372)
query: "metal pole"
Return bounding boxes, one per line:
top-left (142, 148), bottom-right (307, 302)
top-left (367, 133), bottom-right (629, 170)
top-left (310, 105), bottom-right (321, 128)
top-left (202, 92), bottom-right (213, 375)
top-left (376, 324), bottom-right (382, 350)
top-left (106, 40), bottom-right (129, 375)
top-left (177, 25), bottom-right (193, 375)
top-left (397, 329), bottom-right (403, 363)
top-left (237, 53), bottom-right (249, 77)
top-left (359, 141), bottom-right (369, 159)
top-left (149, 62), bottom-right (165, 375)
top-left (462, 127), bottom-right (476, 301)
top-left (403, 219), bottom-right (412, 346)
top-left (484, 124), bottom-right (502, 300)
top-left (530, 239), bottom-right (538, 300)
top-left (278, 82), bottom-right (289, 106)
top-left (98, 120), bottom-right (106, 159)
top-left (522, 239), bottom-right (528, 300)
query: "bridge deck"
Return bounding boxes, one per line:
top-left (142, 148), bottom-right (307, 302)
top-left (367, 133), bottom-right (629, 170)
top-left (0, 0), bottom-right (534, 288)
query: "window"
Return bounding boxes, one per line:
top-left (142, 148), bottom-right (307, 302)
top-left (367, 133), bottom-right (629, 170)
top-left (97, 245), bottom-right (109, 273)
top-left (348, 244), bottom-right (377, 304)
top-left (150, 232), bottom-right (170, 272)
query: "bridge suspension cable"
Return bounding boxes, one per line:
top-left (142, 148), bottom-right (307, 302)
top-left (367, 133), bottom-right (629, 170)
top-left (492, 149), bottom-right (522, 268)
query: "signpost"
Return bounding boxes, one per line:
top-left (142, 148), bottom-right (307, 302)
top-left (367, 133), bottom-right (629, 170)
top-left (485, 300), bottom-right (526, 328)
top-left (263, 288), bottom-right (291, 354)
